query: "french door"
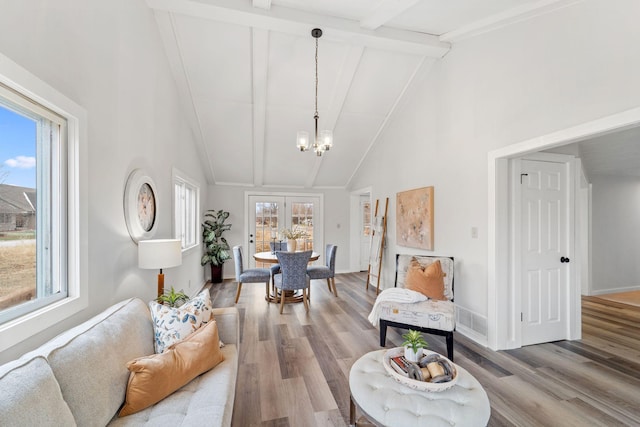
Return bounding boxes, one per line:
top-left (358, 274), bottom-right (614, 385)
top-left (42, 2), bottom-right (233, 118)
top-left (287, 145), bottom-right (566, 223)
top-left (247, 194), bottom-right (323, 267)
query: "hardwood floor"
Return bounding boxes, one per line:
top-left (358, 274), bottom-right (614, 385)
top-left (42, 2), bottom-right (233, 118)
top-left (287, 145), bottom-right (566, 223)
top-left (210, 273), bottom-right (640, 426)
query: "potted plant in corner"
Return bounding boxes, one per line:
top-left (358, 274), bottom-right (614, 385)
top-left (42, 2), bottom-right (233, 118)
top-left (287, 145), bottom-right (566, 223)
top-left (201, 209), bottom-right (232, 283)
top-left (402, 329), bottom-right (429, 362)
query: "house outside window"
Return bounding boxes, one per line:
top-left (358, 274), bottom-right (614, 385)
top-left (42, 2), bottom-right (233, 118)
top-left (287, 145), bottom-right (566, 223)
top-left (0, 52), bottom-right (86, 354)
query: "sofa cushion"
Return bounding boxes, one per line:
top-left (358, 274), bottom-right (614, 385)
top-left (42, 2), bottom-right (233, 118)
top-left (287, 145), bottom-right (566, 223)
top-left (405, 259), bottom-right (445, 300)
top-left (0, 356), bottom-right (76, 427)
top-left (45, 298), bottom-right (154, 427)
top-left (119, 320), bottom-right (224, 417)
top-left (108, 343), bottom-right (238, 427)
top-left (149, 290), bottom-right (213, 353)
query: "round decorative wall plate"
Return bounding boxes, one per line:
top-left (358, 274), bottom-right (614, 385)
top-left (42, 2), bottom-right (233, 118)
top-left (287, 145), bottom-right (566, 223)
top-left (124, 169), bottom-right (158, 243)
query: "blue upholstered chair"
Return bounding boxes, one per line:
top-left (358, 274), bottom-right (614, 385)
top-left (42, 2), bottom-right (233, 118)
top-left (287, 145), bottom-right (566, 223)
top-left (274, 250), bottom-right (312, 314)
top-left (307, 244), bottom-right (338, 297)
top-left (233, 245), bottom-right (271, 304)
top-left (268, 241), bottom-right (287, 291)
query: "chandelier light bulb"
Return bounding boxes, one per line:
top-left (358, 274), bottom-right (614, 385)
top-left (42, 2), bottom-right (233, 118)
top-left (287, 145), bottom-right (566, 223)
top-left (297, 131), bottom-right (309, 151)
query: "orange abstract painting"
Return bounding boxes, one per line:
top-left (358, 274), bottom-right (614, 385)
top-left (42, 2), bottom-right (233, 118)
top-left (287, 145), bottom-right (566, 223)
top-left (396, 186), bottom-right (434, 250)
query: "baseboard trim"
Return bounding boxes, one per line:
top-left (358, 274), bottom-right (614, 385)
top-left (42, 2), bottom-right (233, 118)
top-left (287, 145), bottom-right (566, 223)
top-left (456, 324), bottom-right (488, 347)
top-left (590, 285), bottom-right (640, 295)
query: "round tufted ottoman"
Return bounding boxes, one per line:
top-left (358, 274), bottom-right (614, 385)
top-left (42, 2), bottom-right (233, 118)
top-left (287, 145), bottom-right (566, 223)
top-left (349, 350), bottom-right (490, 427)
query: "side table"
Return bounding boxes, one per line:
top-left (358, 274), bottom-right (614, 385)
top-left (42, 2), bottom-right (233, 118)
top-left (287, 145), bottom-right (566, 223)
top-left (349, 349), bottom-right (490, 426)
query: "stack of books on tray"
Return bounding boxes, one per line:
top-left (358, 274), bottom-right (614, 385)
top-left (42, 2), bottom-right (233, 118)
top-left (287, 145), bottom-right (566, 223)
top-left (389, 355), bottom-right (412, 377)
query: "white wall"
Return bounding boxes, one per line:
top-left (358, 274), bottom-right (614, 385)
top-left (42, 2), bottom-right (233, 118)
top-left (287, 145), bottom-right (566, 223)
top-left (207, 185), bottom-right (352, 278)
top-left (0, 0), bottom-right (208, 363)
top-left (350, 0), bottom-right (640, 338)
top-left (591, 174), bottom-right (640, 294)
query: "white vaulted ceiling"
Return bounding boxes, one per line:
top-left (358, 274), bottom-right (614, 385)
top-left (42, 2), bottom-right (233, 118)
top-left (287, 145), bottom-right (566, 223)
top-left (147, 0), bottom-right (579, 188)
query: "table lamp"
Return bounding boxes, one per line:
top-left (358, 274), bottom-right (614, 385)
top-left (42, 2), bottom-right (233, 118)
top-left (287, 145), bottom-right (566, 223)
top-left (138, 239), bottom-right (182, 297)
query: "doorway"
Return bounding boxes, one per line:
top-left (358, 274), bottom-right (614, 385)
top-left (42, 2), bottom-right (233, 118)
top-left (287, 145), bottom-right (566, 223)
top-left (246, 192), bottom-right (323, 268)
top-left (488, 106), bottom-right (640, 351)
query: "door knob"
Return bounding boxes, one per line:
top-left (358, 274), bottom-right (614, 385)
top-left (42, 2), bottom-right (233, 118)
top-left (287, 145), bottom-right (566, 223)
top-left (560, 256), bottom-right (570, 263)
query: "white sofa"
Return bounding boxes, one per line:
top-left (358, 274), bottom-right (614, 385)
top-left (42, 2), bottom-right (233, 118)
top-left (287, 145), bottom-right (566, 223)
top-left (0, 298), bottom-right (239, 427)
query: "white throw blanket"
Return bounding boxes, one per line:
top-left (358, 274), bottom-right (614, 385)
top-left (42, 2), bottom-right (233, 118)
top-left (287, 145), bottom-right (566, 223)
top-left (368, 288), bottom-right (427, 326)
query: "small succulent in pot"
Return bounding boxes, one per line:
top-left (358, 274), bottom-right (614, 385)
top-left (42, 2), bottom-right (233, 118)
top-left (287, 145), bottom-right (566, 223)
top-left (402, 329), bottom-right (429, 362)
top-left (156, 286), bottom-right (189, 307)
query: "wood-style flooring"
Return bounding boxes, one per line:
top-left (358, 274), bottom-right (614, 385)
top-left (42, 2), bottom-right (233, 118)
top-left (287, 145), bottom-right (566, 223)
top-left (209, 273), bottom-right (640, 427)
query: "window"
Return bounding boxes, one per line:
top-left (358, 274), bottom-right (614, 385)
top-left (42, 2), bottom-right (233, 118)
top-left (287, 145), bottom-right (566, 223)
top-left (173, 169), bottom-right (200, 251)
top-left (0, 52), bottom-right (86, 354)
top-left (0, 83), bottom-right (67, 325)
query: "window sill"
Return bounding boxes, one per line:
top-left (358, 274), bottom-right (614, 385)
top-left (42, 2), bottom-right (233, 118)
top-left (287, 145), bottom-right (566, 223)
top-left (0, 293), bottom-right (88, 354)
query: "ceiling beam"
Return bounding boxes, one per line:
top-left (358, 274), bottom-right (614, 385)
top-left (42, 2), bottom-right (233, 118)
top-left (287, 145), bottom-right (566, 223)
top-left (146, 0), bottom-right (450, 57)
top-left (305, 45), bottom-right (365, 188)
top-left (360, 0), bottom-right (419, 31)
top-left (251, 28), bottom-right (269, 187)
top-left (440, 0), bottom-right (584, 42)
top-left (151, 10), bottom-right (216, 184)
top-left (252, 0), bottom-right (271, 11)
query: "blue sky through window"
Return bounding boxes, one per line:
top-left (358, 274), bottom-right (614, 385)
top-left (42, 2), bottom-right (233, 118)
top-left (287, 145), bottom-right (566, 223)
top-left (0, 105), bottom-right (36, 189)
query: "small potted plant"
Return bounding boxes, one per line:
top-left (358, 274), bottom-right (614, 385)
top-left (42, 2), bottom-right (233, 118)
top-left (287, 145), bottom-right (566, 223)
top-left (156, 287), bottom-right (189, 307)
top-left (201, 209), bottom-right (232, 283)
top-left (402, 329), bottom-right (429, 362)
top-left (280, 226), bottom-right (307, 252)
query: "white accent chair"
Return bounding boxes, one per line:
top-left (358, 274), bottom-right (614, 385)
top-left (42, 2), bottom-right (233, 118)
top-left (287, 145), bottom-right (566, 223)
top-left (377, 254), bottom-right (456, 360)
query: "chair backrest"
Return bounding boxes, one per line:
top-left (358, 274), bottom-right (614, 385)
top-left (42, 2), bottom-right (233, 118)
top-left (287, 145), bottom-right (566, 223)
top-left (325, 244), bottom-right (337, 272)
top-left (232, 245), bottom-right (244, 279)
top-left (394, 254), bottom-right (455, 301)
top-left (269, 241), bottom-right (287, 251)
top-left (275, 250), bottom-right (312, 291)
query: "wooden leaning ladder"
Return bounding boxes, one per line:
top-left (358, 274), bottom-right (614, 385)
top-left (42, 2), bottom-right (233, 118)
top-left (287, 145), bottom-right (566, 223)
top-left (366, 197), bottom-right (388, 295)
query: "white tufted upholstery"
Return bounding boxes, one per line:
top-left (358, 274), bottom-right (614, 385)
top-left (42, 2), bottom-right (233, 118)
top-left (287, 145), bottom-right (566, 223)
top-left (349, 350), bottom-right (490, 427)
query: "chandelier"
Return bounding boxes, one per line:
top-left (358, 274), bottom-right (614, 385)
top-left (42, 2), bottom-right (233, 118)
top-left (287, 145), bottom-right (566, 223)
top-left (296, 28), bottom-right (333, 156)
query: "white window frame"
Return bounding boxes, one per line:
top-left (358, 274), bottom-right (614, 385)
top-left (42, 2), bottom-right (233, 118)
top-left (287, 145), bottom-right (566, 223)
top-left (0, 52), bottom-right (87, 355)
top-left (172, 168), bottom-right (200, 253)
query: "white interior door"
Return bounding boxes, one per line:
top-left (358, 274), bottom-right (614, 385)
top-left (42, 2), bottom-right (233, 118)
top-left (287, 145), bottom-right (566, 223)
top-left (248, 194), bottom-right (322, 267)
top-left (520, 159), bottom-right (570, 346)
top-left (360, 196), bottom-right (371, 271)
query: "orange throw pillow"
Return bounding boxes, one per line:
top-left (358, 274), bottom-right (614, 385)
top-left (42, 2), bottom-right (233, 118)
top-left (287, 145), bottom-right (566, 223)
top-left (405, 259), bottom-right (446, 300)
top-left (119, 320), bottom-right (224, 417)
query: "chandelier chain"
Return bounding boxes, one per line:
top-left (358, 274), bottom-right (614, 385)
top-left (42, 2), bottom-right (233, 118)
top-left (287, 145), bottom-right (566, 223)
top-left (314, 37), bottom-right (319, 118)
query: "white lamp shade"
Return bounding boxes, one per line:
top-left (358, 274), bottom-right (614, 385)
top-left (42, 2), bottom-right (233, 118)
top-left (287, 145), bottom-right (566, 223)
top-left (138, 239), bottom-right (182, 269)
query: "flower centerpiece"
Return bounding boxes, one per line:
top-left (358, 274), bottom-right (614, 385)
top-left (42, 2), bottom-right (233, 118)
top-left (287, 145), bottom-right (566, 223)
top-left (402, 329), bottom-right (429, 362)
top-left (280, 226), bottom-right (308, 252)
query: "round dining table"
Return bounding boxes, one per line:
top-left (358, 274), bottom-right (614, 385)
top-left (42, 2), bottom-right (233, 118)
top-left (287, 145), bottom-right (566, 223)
top-left (253, 251), bottom-right (320, 303)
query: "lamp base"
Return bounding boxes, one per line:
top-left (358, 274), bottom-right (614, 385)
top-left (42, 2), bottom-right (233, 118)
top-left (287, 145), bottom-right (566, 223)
top-left (157, 272), bottom-right (165, 298)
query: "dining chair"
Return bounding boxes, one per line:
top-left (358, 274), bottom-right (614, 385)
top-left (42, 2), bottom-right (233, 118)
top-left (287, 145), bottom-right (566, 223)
top-left (268, 241), bottom-right (287, 292)
top-left (306, 244), bottom-right (338, 297)
top-left (233, 245), bottom-right (271, 304)
top-left (274, 250), bottom-right (312, 314)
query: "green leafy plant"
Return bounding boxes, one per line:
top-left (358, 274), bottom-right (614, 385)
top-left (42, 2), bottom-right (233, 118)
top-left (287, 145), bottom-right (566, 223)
top-left (201, 209), bottom-right (232, 267)
top-left (401, 329), bottom-right (429, 353)
top-left (280, 225), bottom-right (307, 240)
top-left (157, 287), bottom-right (189, 307)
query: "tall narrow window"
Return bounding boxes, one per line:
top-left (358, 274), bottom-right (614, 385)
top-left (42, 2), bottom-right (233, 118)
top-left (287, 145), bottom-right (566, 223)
top-left (173, 169), bottom-right (200, 251)
top-left (0, 83), bottom-right (67, 324)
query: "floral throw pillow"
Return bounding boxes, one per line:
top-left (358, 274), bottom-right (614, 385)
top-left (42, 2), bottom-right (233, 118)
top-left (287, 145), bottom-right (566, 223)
top-left (149, 290), bottom-right (213, 353)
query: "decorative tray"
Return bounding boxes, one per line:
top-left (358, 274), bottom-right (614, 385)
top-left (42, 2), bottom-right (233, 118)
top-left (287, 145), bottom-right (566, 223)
top-left (382, 347), bottom-right (458, 392)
